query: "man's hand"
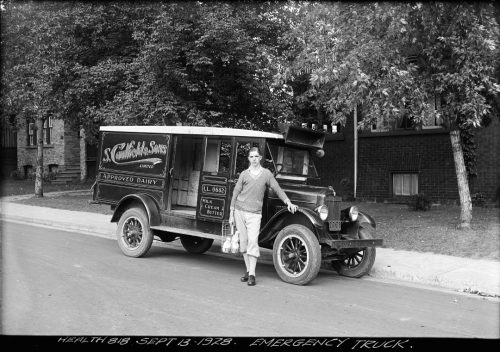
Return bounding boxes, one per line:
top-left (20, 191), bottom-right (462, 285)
top-left (287, 201), bottom-right (298, 214)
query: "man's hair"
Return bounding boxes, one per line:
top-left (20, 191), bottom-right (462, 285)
top-left (249, 146), bottom-right (261, 156)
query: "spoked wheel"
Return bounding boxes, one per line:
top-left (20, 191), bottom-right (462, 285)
top-left (116, 207), bottom-right (153, 257)
top-left (332, 229), bottom-right (376, 278)
top-left (273, 224), bottom-right (321, 285)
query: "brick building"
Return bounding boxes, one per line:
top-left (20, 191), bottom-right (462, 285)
top-left (16, 117), bottom-right (84, 182)
top-left (0, 117), bottom-right (17, 178)
top-left (314, 114), bottom-right (500, 204)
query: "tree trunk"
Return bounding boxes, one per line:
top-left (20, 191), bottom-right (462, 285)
top-left (450, 129), bottom-right (472, 229)
top-left (80, 127), bottom-right (87, 182)
top-left (35, 116), bottom-right (44, 198)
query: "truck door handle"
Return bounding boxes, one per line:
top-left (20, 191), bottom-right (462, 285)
top-left (169, 167), bottom-right (174, 176)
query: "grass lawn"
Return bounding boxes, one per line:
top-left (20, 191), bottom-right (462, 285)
top-left (354, 202), bottom-right (499, 261)
top-left (2, 179), bottom-right (499, 261)
top-left (1, 178), bottom-right (96, 197)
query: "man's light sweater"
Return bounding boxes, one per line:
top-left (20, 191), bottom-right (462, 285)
top-left (230, 168), bottom-right (289, 214)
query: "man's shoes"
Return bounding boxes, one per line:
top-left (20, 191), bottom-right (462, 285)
top-left (240, 272), bottom-right (249, 282)
top-left (247, 275), bottom-right (256, 286)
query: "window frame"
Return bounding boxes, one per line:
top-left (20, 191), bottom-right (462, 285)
top-left (28, 122), bottom-right (36, 146)
top-left (392, 172), bottom-right (419, 196)
top-left (43, 117), bottom-right (52, 144)
top-left (27, 117), bottom-right (53, 146)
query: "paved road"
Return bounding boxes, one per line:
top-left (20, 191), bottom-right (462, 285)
top-left (2, 221), bottom-right (499, 337)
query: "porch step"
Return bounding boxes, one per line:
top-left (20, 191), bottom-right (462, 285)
top-left (50, 164), bottom-right (81, 184)
top-left (64, 164), bottom-right (81, 171)
top-left (50, 179), bottom-right (78, 185)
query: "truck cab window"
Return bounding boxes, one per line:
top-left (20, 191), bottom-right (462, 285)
top-left (268, 144), bottom-right (318, 178)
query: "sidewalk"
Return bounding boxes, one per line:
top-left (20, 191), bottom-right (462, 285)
top-left (1, 196), bottom-right (499, 298)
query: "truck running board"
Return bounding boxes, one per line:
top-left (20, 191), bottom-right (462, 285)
top-left (150, 225), bottom-right (221, 241)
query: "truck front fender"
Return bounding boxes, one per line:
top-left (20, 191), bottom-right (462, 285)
top-left (110, 193), bottom-right (161, 226)
top-left (358, 211), bottom-right (376, 229)
top-left (341, 211), bottom-right (376, 239)
top-left (259, 207), bottom-right (324, 245)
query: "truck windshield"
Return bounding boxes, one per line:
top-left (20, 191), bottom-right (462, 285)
top-left (266, 143), bottom-right (318, 178)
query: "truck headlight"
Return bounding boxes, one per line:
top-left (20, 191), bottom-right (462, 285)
top-left (315, 205), bottom-right (329, 221)
top-left (349, 206), bottom-right (359, 221)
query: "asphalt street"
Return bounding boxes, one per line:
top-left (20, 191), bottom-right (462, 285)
top-left (2, 221), bottom-right (499, 338)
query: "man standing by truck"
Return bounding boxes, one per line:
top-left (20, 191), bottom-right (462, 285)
top-left (229, 147), bottom-right (298, 286)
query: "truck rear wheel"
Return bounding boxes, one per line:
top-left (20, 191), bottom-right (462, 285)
top-left (180, 236), bottom-right (214, 254)
top-left (116, 207), bottom-right (153, 257)
top-left (332, 228), bottom-right (376, 278)
top-left (273, 224), bottom-right (321, 285)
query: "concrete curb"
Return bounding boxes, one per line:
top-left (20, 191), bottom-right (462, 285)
top-left (1, 198), bottom-right (499, 298)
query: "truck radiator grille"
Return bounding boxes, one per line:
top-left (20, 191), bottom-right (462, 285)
top-left (326, 195), bottom-right (341, 221)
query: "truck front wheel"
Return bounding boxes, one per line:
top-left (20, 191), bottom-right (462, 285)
top-left (273, 224), bottom-right (322, 285)
top-left (332, 228), bottom-right (376, 278)
top-left (116, 207), bottom-right (153, 257)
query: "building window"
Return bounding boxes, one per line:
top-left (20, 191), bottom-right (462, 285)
top-left (369, 92), bottom-right (444, 132)
top-left (371, 116), bottom-right (391, 132)
top-left (395, 113), bottom-right (416, 130)
top-left (43, 117), bottom-right (52, 144)
top-left (27, 117), bottom-right (52, 146)
top-left (422, 93), bottom-right (444, 129)
top-left (28, 122), bottom-right (36, 146)
top-left (393, 173), bottom-right (418, 196)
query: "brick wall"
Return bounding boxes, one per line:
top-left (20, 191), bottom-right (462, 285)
top-left (472, 118), bottom-right (500, 202)
top-left (64, 123), bottom-right (80, 166)
top-left (314, 115), bottom-right (354, 198)
top-left (1, 122), bottom-right (17, 178)
top-left (317, 115), bottom-right (499, 203)
top-left (356, 129), bottom-right (458, 202)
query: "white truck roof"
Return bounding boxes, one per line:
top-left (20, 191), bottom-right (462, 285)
top-left (100, 125), bottom-right (284, 140)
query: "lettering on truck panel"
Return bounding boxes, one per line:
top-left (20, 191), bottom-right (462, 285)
top-left (199, 197), bottom-right (225, 219)
top-left (99, 133), bottom-right (170, 177)
top-left (102, 140), bottom-right (168, 166)
top-left (99, 172), bottom-right (164, 188)
top-left (201, 184), bottom-right (227, 196)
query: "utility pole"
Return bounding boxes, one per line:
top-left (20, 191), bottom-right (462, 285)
top-left (353, 106), bottom-right (358, 199)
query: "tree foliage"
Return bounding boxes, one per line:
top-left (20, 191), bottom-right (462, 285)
top-left (276, 2), bottom-right (499, 228)
top-left (1, 1), bottom-right (76, 125)
top-left (407, 2), bottom-right (500, 129)
top-left (1, 1), bottom-right (498, 212)
top-left (65, 2), bottom-right (295, 133)
top-left (2, 1), bottom-right (296, 140)
top-left (277, 2), bottom-right (432, 128)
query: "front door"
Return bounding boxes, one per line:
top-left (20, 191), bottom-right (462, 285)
top-left (196, 137), bottom-right (233, 222)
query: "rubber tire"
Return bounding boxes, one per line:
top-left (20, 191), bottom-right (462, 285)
top-left (272, 224), bottom-right (322, 285)
top-left (332, 228), bottom-right (376, 278)
top-left (116, 207), bottom-right (153, 258)
top-left (180, 236), bottom-right (214, 254)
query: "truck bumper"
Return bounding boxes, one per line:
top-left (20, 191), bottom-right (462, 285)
top-left (323, 238), bottom-right (383, 249)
